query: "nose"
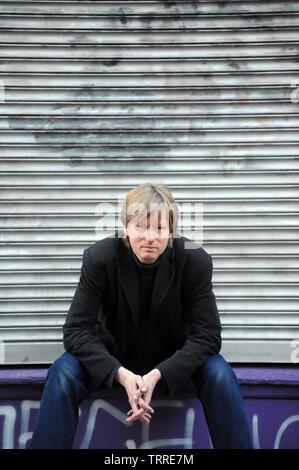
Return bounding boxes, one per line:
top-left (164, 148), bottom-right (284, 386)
top-left (145, 227), bottom-right (157, 242)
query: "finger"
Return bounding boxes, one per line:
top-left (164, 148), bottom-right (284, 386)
top-left (130, 399), bottom-right (139, 412)
top-left (133, 379), bottom-right (146, 401)
top-left (135, 411), bottom-right (150, 424)
top-left (127, 410), bottom-right (144, 421)
top-left (126, 407), bottom-right (145, 422)
top-left (132, 388), bottom-right (143, 402)
top-left (126, 414), bottom-right (141, 423)
top-left (127, 406), bottom-right (153, 423)
top-left (132, 391), bottom-right (141, 401)
top-left (127, 401), bottom-right (145, 418)
top-left (136, 376), bottom-right (147, 393)
top-left (137, 397), bottom-right (154, 414)
top-left (126, 399), bottom-right (140, 422)
top-left (140, 411), bottom-right (152, 424)
top-left (126, 413), bottom-right (151, 425)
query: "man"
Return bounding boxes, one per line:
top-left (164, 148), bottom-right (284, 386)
top-left (29, 183), bottom-right (253, 449)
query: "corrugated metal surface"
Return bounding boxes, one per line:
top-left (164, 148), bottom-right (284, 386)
top-left (0, 1), bottom-right (298, 364)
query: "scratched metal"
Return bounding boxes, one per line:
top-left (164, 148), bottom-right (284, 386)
top-left (0, 1), bottom-right (298, 364)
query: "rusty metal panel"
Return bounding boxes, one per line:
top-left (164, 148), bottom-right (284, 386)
top-left (0, 0), bottom-right (298, 364)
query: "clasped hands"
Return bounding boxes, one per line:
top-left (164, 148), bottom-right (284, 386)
top-left (115, 366), bottom-right (161, 425)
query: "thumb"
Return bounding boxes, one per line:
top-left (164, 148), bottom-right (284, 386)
top-left (136, 376), bottom-right (147, 393)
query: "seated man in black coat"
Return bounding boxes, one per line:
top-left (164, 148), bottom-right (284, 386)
top-left (30, 183), bottom-right (252, 449)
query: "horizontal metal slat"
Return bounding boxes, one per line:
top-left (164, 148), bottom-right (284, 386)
top-left (1, 228), bottom-right (298, 243)
top-left (218, 298), bottom-right (299, 311)
top-left (0, 326), bottom-right (299, 342)
top-left (1, 143), bottom-right (299, 158)
top-left (0, 172), bottom-right (298, 185)
top-left (3, 296), bottom-right (297, 313)
top-left (2, 87), bottom-right (297, 102)
top-left (216, 284), bottom-right (299, 296)
top-left (2, 72), bottom-right (298, 87)
top-left (1, 157), bottom-right (298, 172)
top-left (1, 43), bottom-right (299, 59)
top-left (1, 311), bottom-right (298, 328)
top-left (1, 58), bottom-right (299, 73)
top-left (222, 313), bottom-right (299, 325)
top-left (1, 129), bottom-right (299, 144)
top-left (0, 242), bottom-right (298, 257)
top-left (0, 313), bottom-right (63, 327)
top-left (1, 298), bottom-right (295, 316)
top-left (0, 13), bottom-right (299, 30)
top-left (4, 114), bottom-right (299, 129)
top-left (0, 327), bottom-right (62, 341)
top-left (1, 286), bottom-right (298, 300)
top-left (1, 102), bottom-right (299, 115)
top-left (1, 269), bottom-right (299, 284)
top-left (1, 213), bottom-right (298, 229)
top-left (0, 259), bottom-right (79, 270)
top-left (1, 1), bottom-right (299, 16)
top-left (1, 198), bottom-right (298, 213)
top-left (1, 29), bottom-right (299, 45)
top-left (221, 326), bottom-right (299, 340)
top-left (0, 325), bottom-right (297, 341)
top-left (213, 257), bottom-right (299, 269)
top-left (1, 186), bottom-right (298, 200)
top-left (0, 299), bottom-right (70, 314)
top-left (1, 255), bottom-right (299, 269)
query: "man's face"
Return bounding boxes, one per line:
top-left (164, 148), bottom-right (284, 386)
top-left (124, 210), bottom-right (170, 264)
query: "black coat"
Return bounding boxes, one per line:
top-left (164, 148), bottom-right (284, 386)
top-left (63, 231), bottom-right (222, 396)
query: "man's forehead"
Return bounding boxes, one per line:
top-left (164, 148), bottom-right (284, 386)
top-left (132, 209), bottom-right (169, 224)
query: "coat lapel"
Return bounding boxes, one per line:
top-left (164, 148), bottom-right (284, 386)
top-left (119, 240), bottom-right (140, 326)
top-left (149, 248), bottom-right (175, 320)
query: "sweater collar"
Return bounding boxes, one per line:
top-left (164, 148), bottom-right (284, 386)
top-left (131, 246), bottom-right (170, 270)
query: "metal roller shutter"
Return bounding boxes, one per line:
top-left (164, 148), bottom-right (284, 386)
top-left (0, 1), bottom-right (298, 364)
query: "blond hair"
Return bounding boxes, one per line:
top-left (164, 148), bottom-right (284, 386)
top-left (121, 183), bottom-right (179, 248)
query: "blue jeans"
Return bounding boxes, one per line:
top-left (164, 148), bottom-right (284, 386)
top-left (29, 352), bottom-right (253, 449)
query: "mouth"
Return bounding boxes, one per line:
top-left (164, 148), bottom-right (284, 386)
top-left (143, 246), bottom-right (157, 250)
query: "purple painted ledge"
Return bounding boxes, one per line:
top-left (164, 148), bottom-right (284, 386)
top-left (234, 366), bottom-right (299, 386)
top-left (0, 365), bottom-right (298, 393)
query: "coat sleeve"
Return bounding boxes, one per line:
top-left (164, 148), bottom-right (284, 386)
top-left (155, 253), bottom-right (222, 396)
top-left (63, 247), bottom-right (121, 388)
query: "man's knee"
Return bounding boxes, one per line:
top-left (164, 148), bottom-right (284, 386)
top-left (199, 354), bottom-right (237, 389)
top-left (47, 352), bottom-right (89, 392)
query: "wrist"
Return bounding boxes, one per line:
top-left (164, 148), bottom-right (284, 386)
top-left (115, 366), bottom-right (132, 386)
top-left (149, 368), bottom-right (161, 384)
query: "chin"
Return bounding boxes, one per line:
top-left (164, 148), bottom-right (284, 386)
top-left (142, 254), bottom-right (158, 263)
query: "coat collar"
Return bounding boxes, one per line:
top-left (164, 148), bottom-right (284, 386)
top-left (117, 231), bottom-right (175, 326)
